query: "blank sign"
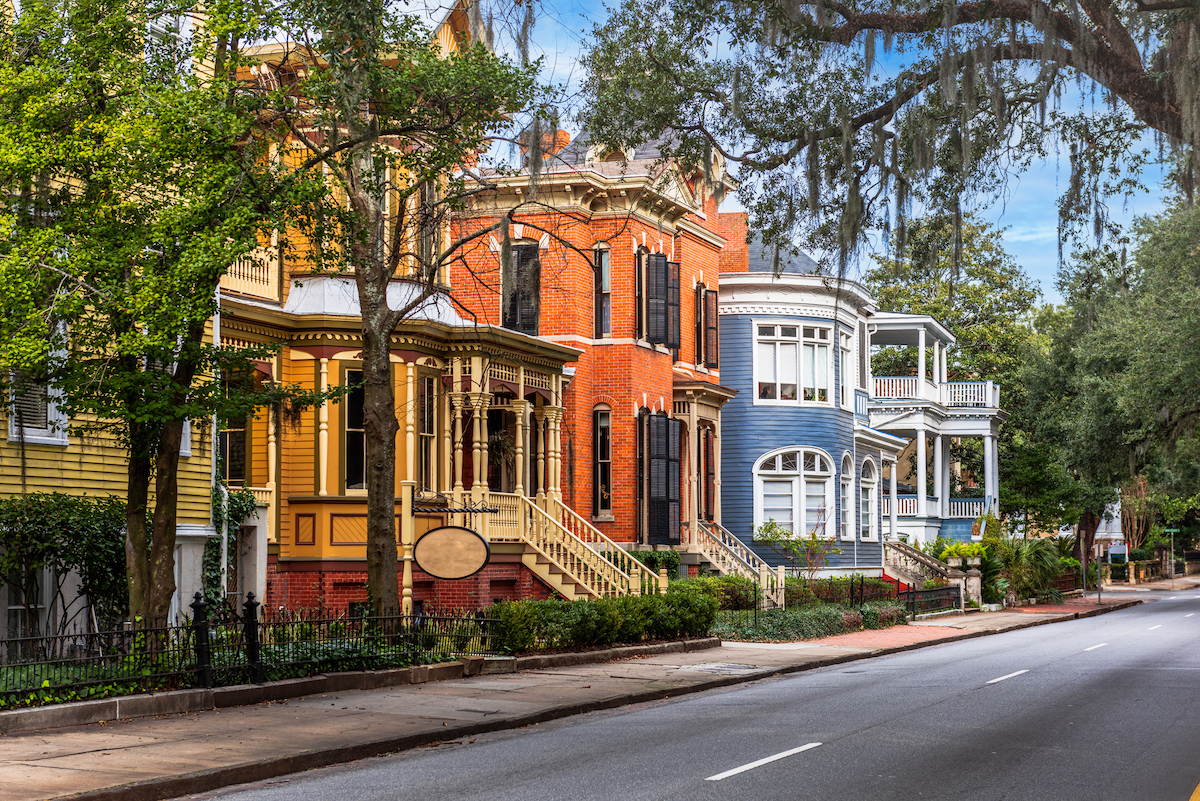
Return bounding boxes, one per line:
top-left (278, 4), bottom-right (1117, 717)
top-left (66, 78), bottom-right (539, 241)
top-left (413, 526), bottom-right (491, 580)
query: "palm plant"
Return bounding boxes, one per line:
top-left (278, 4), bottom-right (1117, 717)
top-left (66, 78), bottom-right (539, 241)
top-left (985, 534), bottom-right (1062, 603)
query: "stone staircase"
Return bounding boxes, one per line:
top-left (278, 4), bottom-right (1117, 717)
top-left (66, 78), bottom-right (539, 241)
top-left (883, 539), bottom-right (952, 589)
top-left (695, 521), bottom-right (785, 607)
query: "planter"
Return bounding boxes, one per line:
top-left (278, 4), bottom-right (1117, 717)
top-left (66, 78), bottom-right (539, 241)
top-left (946, 557), bottom-right (964, 568)
top-left (967, 556), bottom-right (981, 567)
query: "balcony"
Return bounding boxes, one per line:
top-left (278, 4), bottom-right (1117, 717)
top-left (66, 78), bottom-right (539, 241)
top-left (220, 250), bottom-right (281, 303)
top-left (872, 378), bottom-right (999, 408)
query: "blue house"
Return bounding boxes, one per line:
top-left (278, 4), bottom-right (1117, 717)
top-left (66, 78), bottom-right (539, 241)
top-left (707, 240), bottom-right (1005, 579)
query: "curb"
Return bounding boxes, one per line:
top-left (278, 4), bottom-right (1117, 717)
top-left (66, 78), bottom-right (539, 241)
top-left (0, 638), bottom-right (721, 737)
top-left (53, 602), bottom-right (1141, 801)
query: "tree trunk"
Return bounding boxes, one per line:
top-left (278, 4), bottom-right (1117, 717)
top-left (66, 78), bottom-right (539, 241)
top-left (147, 415), bottom-right (186, 623)
top-left (125, 429), bottom-right (153, 623)
top-left (1078, 508), bottom-right (1100, 589)
top-left (360, 317), bottom-right (401, 615)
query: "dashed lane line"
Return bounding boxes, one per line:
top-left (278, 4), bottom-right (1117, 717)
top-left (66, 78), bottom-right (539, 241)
top-left (1149, 625), bottom-right (1163, 630)
top-left (1084, 643), bottom-right (1108, 652)
top-left (986, 670), bottom-right (1029, 685)
top-left (705, 743), bottom-right (823, 781)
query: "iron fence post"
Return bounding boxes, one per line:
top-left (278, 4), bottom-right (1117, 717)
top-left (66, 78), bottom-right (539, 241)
top-left (243, 592), bottom-right (264, 684)
top-left (189, 593), bottom-right (212, 690)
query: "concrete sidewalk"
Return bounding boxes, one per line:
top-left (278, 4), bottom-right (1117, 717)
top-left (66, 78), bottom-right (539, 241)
top-left (0, 598), bottom-right (1143, 801)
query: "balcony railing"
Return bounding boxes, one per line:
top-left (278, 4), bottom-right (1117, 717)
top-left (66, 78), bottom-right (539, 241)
top-left (854, 388), bottom-right (870, 421)
top-left (220, 250), bottom-right (280, 302)
top-left (882, 495), bottom-right (983, 519)
top-left (872, 378), bottom-right (1000, 408)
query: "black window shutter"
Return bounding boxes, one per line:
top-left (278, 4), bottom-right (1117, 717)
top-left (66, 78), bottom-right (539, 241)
top-left (704, 428), bottom-right (716, 521)
top-left (637, 409), bottom-right (646, 541)
top-left (704, 290), bottom-right (719, 368)
top-left (667, 417), bottom-right (682, 543)
top-left (648, 414), bottom-right (669, 544)
top-left (666, 261), bottom-right (681, 351)
top-left (646, 253), bottom-right (668, 344)
top-left (517, 245), bottom-right (540, 336)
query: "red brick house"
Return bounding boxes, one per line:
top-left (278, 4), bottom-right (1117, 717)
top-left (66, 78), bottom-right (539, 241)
top-left (450, 134), bottom-right (740, 567)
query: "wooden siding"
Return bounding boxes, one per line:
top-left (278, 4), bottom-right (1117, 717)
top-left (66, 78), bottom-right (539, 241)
top-left (719, 313), bottom-right (883, 571)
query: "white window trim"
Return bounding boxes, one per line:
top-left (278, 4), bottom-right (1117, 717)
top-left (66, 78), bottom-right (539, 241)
top-left (7, 377), bottom-right (68, 448)
top-left (752, 319), bottom-right (835, 408)
top-left (860, 457), bottom-right (879, 542)
top-left (840, 453), bottom-right (855, 541)
top-left (752, 446), bottom-right (836, 540)
top-left (180, 418), bottom-right (192, 458)
top-left (840, 331), bottom-right (853, 412)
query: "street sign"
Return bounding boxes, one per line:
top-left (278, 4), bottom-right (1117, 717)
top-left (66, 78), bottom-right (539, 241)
top-left (413, 525), bottom-right (491, 580)
top-left (1109, 543), bottom-right (1128, 556)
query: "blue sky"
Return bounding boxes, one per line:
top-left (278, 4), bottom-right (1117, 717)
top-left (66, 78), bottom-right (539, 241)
top-left (512, 0), bottom-right (1173, 306)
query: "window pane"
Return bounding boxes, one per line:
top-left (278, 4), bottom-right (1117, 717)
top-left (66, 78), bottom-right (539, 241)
top-left (802, 344), bottom-right (815, 401)
top-left (762, 480), bottom-right (794, 530)
top-left (781, 452), bottom-right (797, 471)
top-left (760, 456), bottom-right (777, 471)
top-left (778, 342), bottom-right (797, 400)
top-left (803, 327), bottom-right (815, 338)
top-left (805, 480), bottom-right (826, 536)
top-left (802, 452), bottom-right (815, 472)
top-left (758, 325), bottom-right (775, 337)
top-left (346, 432), bottom-right (365, 490)
top-left (599, 250), bottom-right (610, 292)
top-left (780, 326), bottom-right (797, 338)
top-left (757, 341), bottom-right (776, 399)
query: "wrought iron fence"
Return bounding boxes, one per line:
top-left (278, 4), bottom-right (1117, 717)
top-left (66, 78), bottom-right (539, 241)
top-left (896, 584), bottom-right (962, 616)
top-left (0, 594), bottom-right (500, 709)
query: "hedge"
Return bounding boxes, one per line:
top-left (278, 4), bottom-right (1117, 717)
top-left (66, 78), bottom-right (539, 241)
top-left (712, 601), bottom-right (907, 643)
top-left (490, 586), bottom-right (718, 652)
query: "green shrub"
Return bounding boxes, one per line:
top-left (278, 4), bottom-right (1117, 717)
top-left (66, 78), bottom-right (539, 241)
top-left (626, 549), bottom-right (682, 577)
top-left (672, 575), bottom-right (758, 610)
top-left (713, 600), bottom-right (907, 642)
top-left (489, 590), bottom-right (717, 653)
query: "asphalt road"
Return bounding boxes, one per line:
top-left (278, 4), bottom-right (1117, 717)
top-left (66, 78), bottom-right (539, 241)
top-left (197, 593), bottom-right (1200, 801)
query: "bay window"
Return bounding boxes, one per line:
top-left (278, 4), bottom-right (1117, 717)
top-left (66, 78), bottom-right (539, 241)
top-left (756, 323), bottom-right (832, 404)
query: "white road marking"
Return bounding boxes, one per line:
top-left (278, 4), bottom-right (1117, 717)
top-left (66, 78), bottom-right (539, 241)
top-left (986, 670), bottom-right (1029, 684)
top-left (1084, 643), bottom-right (1108, 652)
top-left (1169, 596), bottom-right (1179, 600)
top-left (1149, 625), bottom-right (1162, 630)
top-left (1186, 614), bottom-right (1195, 618)
top-left (705, 743), bottom-right (823, 781)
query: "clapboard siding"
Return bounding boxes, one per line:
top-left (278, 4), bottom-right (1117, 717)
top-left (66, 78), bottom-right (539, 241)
top-left (719, 314), bottom-right (884, 571)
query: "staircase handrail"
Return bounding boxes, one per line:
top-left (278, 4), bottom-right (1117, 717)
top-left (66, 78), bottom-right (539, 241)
top-left (696, 521), bottom-right (785, 607)
top-left (884, 540), bottom-right (950, 580)
top-left (549, 497), bottom-right (663, 596)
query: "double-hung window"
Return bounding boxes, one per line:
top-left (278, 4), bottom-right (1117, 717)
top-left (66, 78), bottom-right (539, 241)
top-left (801, 326), bottom-right (831, 402)
top-left (502, 243), bottom-right (540, 336)
top-left (594, 249), bottom-right (611, 338)
top-left (860, 460), bottom-right (877, 540)
top-left (8, 373), bottom-right (67, 447)
top-left (840, 332), bottom-right (852, 409)
top-left (840, 454), bottom-right (854, 540)
top-left (417, 374), bottom-right (437, 493)
top-left (756, 325), bottom-right (799, 400)
top-left (344, 369), bottom-right (366, 492)
top-left (593, 407), bottom-right (612, 517)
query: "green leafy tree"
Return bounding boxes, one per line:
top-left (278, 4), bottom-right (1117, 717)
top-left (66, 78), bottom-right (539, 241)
top-left (271, 0), bottom-right (541, 614)
top-left (584, 0), bottom-right (1188, 266)
top-left (0, 0), bottom-right (323, 623)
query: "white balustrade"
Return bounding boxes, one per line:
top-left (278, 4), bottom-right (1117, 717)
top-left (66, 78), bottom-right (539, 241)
top-left (948, 499), bottom-right (986, 519)
top-left (220, 250), bottom-right (280, 302)
top-left (874, 376), bottom-right (918, 399)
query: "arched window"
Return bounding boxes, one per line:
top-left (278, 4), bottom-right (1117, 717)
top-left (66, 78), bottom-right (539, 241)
top-left (840, 454), bottom-right (854, 541)
top-left (754, 448), bottom-right (834, 537)
top-left (860, 459), bottom-right (877, 541)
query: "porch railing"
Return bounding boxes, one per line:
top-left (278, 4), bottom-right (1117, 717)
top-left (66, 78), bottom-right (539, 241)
top-left (948, 499), bottom-right (986, 519)
top-left (854, 388), bottom-right (870, 420)
top-left (872, 378), bottom-right (999, 408)
top-left (549, 497), bottom-right (663, 597)
top-left (881, 496), bottom-right (918, 516)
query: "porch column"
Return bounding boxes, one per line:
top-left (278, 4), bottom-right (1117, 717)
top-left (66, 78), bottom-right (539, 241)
top-left (534, 405), bottom-right (546, 502)
top-left (318, 357), bottom-right (329, 496)
top-left (941, 346), bottom-right (949, 383)
top-left (451, 394), bottom-right (465, 505)
top-left (440, 376), bottom-right (452, 495)
top-left (915, 428), bottom-right (927, 517)
top-left (983, 433), bottom-right (996, 513)
top-left (917, 328), bottom-right (927, 386)
top-left (266, 403), bottom-right (277, 543)
top-left (546, 407), bottom-right (562, 499)
top-left (714, 407), bottom-right (724, 523)
top-left (688, 392), bottom-right (699, 551)
top-left (401, 361), bottom-right (417, 617)
top-left (512, 399), bottom-right (528, 496)
top-left (941, 435), bottom-right (952, 518)
top-left (471, 393), bottom-right (491, 501)
top-left (889, 459), bottom-right (898, 539)
top-left (933, 433), bottom-right (943, 520)
top-left (932, 340), bottom-right (940, 385)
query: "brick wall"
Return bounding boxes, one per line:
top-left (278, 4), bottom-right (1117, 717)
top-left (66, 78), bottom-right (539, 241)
top-left (718, 212), bottom-right (748, 273)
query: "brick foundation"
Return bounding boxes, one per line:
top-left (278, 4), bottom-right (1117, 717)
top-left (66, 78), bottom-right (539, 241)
top-left (265, 556), bottom-right (555, 613)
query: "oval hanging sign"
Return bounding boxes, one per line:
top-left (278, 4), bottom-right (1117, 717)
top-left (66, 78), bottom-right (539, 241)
top-left (413, 526), bottom-right (491, 580)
